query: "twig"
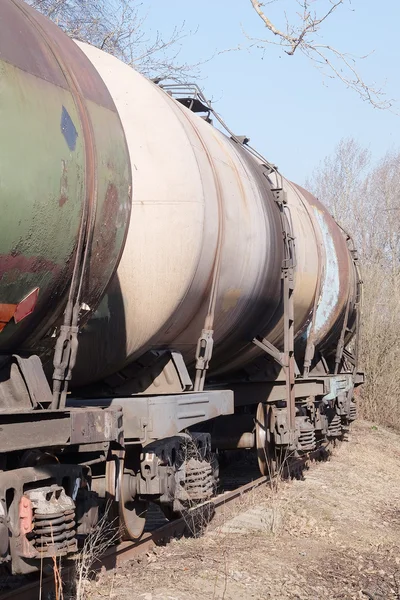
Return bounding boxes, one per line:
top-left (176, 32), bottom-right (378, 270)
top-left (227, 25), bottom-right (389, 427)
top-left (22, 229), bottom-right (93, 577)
top-left (248, 0), bottom-right (394, 110)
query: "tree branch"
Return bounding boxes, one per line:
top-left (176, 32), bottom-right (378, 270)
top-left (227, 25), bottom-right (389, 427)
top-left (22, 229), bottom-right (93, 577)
top-left (27, 0), bottom-right (204, 82)
top-left (248, 0), bottom-right (394, 110)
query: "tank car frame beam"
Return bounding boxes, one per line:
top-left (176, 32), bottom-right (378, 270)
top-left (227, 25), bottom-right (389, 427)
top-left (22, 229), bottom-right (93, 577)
top-left (222, 372), bottom-right (362, 408)
top-left (0, 390), bottom-right (232, 477)
top-left (69, 390), bottom-right (234, 445)
top-left (0, 407), bottom-right (123, 453)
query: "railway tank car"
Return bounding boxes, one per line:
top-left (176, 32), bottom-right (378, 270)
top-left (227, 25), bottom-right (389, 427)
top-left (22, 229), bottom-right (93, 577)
top-left (0, 0), bottom-right (362, 574)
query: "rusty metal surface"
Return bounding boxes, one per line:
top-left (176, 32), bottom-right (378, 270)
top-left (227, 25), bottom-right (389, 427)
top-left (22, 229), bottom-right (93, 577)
top-left (71, 42), bottom-right (286, 387)
top-left (103, 474), bottom-right (268, 569)
top-left (0, 0), bottom-right (131, 358)
top-left (0, 1), bottom-right (115, 110)
top-left (293, 183), bottom-right (357, 352)
top-left (0, 430), bottom-right (336, 590)
top-left (0, 474), bottom-right (267, 599)
top-left (0, 1), bottom-right (357, 389)
top-left (108, 475), bottom-right (268, 566)
top-left (0, 407), bottom-right (123, 452)
top-left (68, 389), bottom-right (234, 443)
top-left (70, 407), bottom-right (123, 445)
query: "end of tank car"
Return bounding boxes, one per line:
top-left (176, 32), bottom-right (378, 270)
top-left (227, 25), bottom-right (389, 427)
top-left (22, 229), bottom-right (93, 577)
top-left (0, 0), bottom-right (363, 575)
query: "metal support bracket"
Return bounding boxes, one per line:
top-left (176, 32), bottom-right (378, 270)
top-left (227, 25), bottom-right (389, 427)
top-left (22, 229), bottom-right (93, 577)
top-left (194, 328), bottom-right (214, 391)
top-left (273, 186), bottom-right (297, 446)
top-left (252, 185), bottom-right (297, 448)
top-left (252, 337), bottom-right (284, 367)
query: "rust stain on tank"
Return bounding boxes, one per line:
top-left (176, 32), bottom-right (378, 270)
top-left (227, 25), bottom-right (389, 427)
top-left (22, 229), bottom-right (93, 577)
top-left (0, 0), bottom-right (131, 355)
top-left (102, 182), bottom-right (119, 248)
top-left (222, 288), bottom-right (242, 312)
top-left (0, 254), bottom-right (61, 281)
top-left (88, 182), bottom-right (120, 295)
top-left (2, 0), bottom-right (118, 110)
top-left (59, 159), bottom-right (68, 207)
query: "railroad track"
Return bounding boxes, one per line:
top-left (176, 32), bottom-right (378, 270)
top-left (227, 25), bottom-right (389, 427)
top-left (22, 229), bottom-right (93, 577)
top-left (0, 439), bottom-right (337, 599)
top-left (0, 474), bottom-right (268, 600)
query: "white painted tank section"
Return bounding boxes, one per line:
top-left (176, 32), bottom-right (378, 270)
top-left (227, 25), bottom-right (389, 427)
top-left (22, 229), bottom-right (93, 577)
top-left (310, 209), bottom-right (340, 334)
top-left (73, 41), bottom-right (355, 386)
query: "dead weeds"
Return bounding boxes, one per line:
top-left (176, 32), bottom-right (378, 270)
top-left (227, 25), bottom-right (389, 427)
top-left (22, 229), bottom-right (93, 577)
top-left (86, 421), bottom-right (400, 600)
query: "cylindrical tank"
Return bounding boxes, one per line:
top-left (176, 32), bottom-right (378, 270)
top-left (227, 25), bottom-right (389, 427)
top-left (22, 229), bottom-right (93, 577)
top-left (0, 1), bottom-right (131, 355)
top-left (0, 1), bottom-right (357, 388)
top-left (70, 42), bottom-right (357, 385)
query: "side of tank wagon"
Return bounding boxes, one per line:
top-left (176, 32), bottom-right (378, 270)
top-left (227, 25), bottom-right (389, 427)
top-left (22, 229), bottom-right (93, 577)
top-left (0, 0), bottom-right (362, 574)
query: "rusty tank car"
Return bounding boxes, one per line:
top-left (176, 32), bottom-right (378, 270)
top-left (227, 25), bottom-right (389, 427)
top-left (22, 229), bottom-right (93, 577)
top-left (0, 0), bottom-right (362, 574)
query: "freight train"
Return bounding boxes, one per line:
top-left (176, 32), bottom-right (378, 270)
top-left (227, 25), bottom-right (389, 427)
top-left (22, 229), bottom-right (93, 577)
top-left (0, 0), bottom-right (362, 574)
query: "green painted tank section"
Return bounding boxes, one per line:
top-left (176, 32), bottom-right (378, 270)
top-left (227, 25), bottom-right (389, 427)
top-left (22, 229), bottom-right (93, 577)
top-left (0, 0), bottom-right (131, 353)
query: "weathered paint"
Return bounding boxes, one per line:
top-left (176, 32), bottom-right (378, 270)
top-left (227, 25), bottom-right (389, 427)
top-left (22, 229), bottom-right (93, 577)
top-left (308, 207), bottom-right (340, 336)
top-left (69, 41), bottom-right (358, 386)
top-left (294, 184), bottom-right (356, 353)
top-left (0, 0), bottom-right (131, 353)
top-left (14, 287), bottom-right (39, 324)
top-left (322, 374), bottom-right (353, 401)
top-left (71, 41), bottom-right (285, 385)
top-left (0, 0), bottom-right (357, 387)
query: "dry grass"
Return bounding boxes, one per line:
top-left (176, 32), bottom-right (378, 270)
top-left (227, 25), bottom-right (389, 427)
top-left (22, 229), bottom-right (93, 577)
top-left (357, 269), bottom-right (400, 432)
top-left (64, 506), bottom-right (121, 600)
top-left (83, 420), bottom-right (400, 600)
top-left (307, 139), bottom-right (400, 433)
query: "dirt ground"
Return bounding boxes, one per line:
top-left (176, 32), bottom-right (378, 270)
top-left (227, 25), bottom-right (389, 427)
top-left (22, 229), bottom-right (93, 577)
top-left (88, 421), bottom-right (400, 600)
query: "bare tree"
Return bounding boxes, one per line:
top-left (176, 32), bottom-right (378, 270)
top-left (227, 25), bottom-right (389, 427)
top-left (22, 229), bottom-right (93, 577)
top-left (305, 138), bottom-right (375, 261)
top-left (306, 138), bottom-right (369, 223)
top-left (249, 0), bottom-right (394, 110)
top-left (367, 152), bottom-right (400, 273)
top-left (307, 139), bottom-right (400, 429)
top-left (27, 0), bottom-right (201, 81)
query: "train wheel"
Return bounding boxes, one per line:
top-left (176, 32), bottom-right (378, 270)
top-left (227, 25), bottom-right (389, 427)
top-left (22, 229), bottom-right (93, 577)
top-left (119, 494), bottom-right (147, 541)
top-left (106, 450), bottom-right (148, 541)
top-left (255, 402), bottom-right (277, 477)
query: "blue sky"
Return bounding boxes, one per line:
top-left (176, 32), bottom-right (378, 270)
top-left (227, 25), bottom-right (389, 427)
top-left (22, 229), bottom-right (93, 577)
top-left (142, 0), bottom-right (399, 183)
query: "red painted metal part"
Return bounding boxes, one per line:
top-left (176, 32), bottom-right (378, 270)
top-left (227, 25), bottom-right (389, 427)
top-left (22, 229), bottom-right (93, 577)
top-left (14, 288), bottom-right (39, 324)
top-left (0, 304), bottom-right (17, 333)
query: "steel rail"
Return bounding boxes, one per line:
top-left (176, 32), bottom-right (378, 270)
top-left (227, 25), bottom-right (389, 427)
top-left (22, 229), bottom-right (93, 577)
top-left (0, 475), bottom-right (268, 600)
top-left (0, 441), bottom-right (335, 599)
